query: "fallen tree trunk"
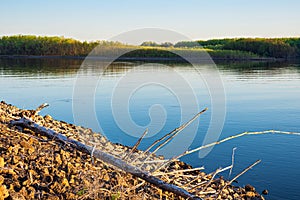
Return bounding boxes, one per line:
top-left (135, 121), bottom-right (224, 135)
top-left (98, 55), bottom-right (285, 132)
top-left (9, 117), bottom-right (202, 200)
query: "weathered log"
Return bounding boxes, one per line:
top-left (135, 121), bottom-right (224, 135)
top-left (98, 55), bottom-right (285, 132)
top-left (9, 117), bottom-right (202, 200)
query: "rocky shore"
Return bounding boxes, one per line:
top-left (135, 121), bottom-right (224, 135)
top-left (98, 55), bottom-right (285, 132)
top-left (0, 101), bottom-right (265, 199)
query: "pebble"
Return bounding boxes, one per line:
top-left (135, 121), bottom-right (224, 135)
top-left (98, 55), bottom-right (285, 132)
top-left (262, 189), bottom-right (269, 195)
top-left (246, 191), bottom-right (256, 197)
top-left (245, 184), bottom-right (255, 191)
top-left (103, 174), bottom-right (110, 182)
top-left (0, 185), bottom-right (9, 199)
top-left (0, 157), bottom-right (4, 168)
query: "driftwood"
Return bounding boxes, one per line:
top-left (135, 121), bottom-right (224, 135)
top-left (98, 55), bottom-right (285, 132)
top-left (9, 117), bottom-right (202, 200)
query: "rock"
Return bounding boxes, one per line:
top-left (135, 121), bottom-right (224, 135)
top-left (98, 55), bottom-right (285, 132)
top-left (44, 114), bottom-right (53, 121)
top-left (8, 190), bottom-right (26, 200)
top-left (262, 189), bottom-right (269, 195)
top-left (0, 185), bottom-right (9, 199)
top-left (103, 174), bottom-right (110, 182)
top-left (69, 175), bottom-right (75, 184)
top-left (0, 116), bottom-right (6, 123)
top-left (0, 157), bottom-right (4, 168)
top-left (245, 184), bottom-right (255, 191)
top-left (220, 179), bottom-right (225, 186)
top-left (62, 178), bottom-right (69, 187)
top-left (20, 141), bottom-right (35, 153)
top-left (223, 188), bottom-right (230, 195)
top-left (55, 153), bottom-right (62, 165)
top-left (233, 193), bottom-right (240, 199)
top-left (246, 191), bottom-right (256, 197)
top-left (0, 176), bottom-right (4, 185)
top-left (228, 187), bottom-right (234, 194)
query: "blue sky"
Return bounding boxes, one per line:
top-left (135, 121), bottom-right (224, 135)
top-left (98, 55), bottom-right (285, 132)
top-left (1, 0), bottom-right (299, 42)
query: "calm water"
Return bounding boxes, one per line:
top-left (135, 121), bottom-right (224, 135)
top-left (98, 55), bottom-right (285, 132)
top-left (1, 58), bottom-right (300, 200)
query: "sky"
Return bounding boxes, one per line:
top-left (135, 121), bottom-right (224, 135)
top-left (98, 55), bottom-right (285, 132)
top-left (1, 0), bottom-right (300, 42)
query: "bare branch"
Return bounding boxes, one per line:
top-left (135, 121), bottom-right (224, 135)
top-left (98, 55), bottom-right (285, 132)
top-left (229, 147), bottom-right (237, 178)
top-left (132, 108), bottom-right (208, 165)
top-left (35, 103), bottom-right (49, 114)
top-left (153, 166), bottom-right (205, 176)
top-left (123, 129), bottom-right (148, 161)
top-left (158, 130), bottom-right (300, 171)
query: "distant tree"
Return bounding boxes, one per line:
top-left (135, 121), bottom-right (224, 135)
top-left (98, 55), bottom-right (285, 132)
top-left (222, 38), bottom-right (297, 59)
top-left (140, 41), bottom-right (159, 47)
top-left (160, 42), bottom-right (173, 47)
top-left (174, 41), bottom-right (199, 48)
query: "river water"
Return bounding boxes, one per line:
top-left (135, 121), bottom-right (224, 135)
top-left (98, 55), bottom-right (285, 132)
top-left (0, 58), bottom-right (299, 200)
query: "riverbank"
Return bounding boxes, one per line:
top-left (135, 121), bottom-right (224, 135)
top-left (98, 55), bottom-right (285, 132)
top-left (0, 101), bottom-right (264, 199)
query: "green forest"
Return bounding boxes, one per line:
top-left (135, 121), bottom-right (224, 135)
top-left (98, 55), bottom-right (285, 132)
top-left (1, 35), bottom-right (300, 60)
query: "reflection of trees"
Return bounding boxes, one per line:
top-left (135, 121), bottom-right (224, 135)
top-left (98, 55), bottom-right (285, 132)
top-left (0, 58), bottom-right (83, 77)
top-left (0, 58), bottom-right (299, 79)
top-left (217, 60), bottom-right (300, 71)
top-left (216, 61), bottom-right (300, 78)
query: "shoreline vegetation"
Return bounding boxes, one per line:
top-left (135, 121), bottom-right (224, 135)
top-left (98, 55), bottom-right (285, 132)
top-left (0, 102), bottom-right (266, 199)
top-left (1, 35), bottom-right (300, 62)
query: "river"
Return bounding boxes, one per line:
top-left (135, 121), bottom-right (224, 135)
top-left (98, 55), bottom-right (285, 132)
top-left (0, 58), bottom-right (299, 200)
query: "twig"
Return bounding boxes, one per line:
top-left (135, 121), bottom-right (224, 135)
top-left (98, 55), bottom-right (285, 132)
top-left (202, 165), bottom-right (232, 191)
top-left (126, 180), bottom-right (146, 193)
top-left (181, 174), bottom-right (204, 188)
top-left (131, 108), bottom-right (208, 165)
top-left (91, 145), bottom-right (96, 164)
top-left (136, 159), bottom-right (169, 164)
top-left (123, 129), bottom-right (148, 161)
top-left (153, 166), bottom-right (205, 176)
top-left (217, 160), bottom-right (261, 198)
top-left (141, 108), bottom-right (208, 166)
top-left (229, 147), bottom-right (237, 178)
top-left (35, 103), bottom-right (49, 115)
top-left (188, 180), bottom-right (208, 191)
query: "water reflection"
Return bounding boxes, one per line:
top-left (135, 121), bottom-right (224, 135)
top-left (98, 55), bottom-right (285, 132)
top-left (1, 57), bottom-right (299, 78)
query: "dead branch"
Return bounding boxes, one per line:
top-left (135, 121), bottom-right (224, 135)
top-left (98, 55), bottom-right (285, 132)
top-left (153, 166), bottom-right (205, 176)
top-left (156, 130), bottom-right (300, 172)
top-left (35, 103), bottom-right (49, 115)
top-left (9, 117), bottom-right (202, 200)
top-left (229, 147), bottom-right (237, 178)
top-left (132, 108), bottom-right (208, 165)
top-left (123, 128), bottom-right (148, 161)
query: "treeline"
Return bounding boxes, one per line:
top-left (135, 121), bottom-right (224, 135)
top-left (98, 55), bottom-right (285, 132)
top-left (0, 35), bottom-right (100, 56)
top-left (211, 38), bottom-right (298, 59)
top-left (149, 38), bottom-right (300, 59)
top-left (0, 35), bottom-right (260, 60)
top-left (1, 35), bottom-right (299, 60)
